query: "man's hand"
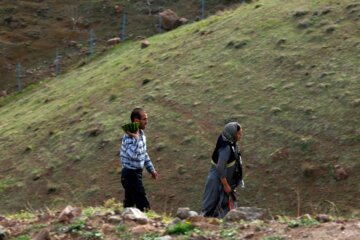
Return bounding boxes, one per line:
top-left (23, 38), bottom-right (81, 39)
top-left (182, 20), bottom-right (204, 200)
top-left (151, 171), bottom-right (158, 180)
top-left (126, 131), bottom-right (140, 139)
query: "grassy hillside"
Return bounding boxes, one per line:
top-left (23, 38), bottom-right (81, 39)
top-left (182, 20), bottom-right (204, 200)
top-left (0, 0), bottom-right (359, 216)
top-left (0, 0), bottom-right (239, 93)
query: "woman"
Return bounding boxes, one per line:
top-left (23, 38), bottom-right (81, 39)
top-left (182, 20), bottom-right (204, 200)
top-left (201, 122), bottom-right (244, 218)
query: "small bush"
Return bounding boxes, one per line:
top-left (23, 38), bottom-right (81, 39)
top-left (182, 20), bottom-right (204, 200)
top-left (166, 221), bottom-right (194, 235)
top-left (67, 220), bottom-right (86, 233)
top-left (262, 237), bottom-right (284, 240)
top-left (145, 210), bottom-right (161, 219)
top-left (140, 232), bottom-right (161, 240)
top-left (220, 228), bottom-right (237, 240)
top-left (81, 230), bottom-right (104, 239)
top-left (16, 236), bottom-right (30, 240)
top-left (287, 218), bottom-right (319, 228)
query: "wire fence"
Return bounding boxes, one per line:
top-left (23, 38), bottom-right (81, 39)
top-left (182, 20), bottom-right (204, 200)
top-left (5, 0), bottom-right (246, 95)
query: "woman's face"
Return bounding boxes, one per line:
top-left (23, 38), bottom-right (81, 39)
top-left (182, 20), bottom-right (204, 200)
top-left (236, 128), bottom-right (243, 141)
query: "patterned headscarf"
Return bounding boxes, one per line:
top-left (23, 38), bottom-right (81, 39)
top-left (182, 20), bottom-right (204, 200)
top-left (222, 122), bottom-right (242, 143)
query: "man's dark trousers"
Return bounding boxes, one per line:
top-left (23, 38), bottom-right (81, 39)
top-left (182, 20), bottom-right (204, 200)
top-left (121, 168), bottom-right (150, 211)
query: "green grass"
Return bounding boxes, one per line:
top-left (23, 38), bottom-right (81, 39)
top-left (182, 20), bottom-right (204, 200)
top-left (166, 221), bottom-right (195, 235)
top-left (0, 0), bottom-right (359, 216)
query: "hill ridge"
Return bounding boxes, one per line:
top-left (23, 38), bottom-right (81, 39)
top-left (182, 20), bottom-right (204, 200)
top-left (0, 0), bottom-right (359, 217)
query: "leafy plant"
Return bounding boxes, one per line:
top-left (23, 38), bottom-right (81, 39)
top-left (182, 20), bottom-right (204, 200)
top-left (287, 218), bottom-right (319, 228)
top-left (140, 232), bottom-right (161, 240)
top-left (166, 221), bottom-right (195, 235)
top-left (262, 237), bottom-right (284, 240)
top-left (67, 220), bottom-right (86, 233)
top-left (103, 198), bottom-right (123, 211)
top-left (16, 236), bottom-right (31, 240)
top-left (115, 225), bottom-right (131, 239)
top-left (145, 210), bottom-right (161, 219)
top-left (81, 230), bottom-right (104, 239)
top-left (121, 122), bottom-right (140, 133)
top-left (6, 210), bottom-right (35, 221)
top-left (220, 228), bottom-right (237, 240)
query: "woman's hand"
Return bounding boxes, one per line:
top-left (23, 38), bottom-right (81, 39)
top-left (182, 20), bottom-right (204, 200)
top-left (220, 177), bottom-right (232, 195)
top-left (223, 184), bottom-right (232, 195)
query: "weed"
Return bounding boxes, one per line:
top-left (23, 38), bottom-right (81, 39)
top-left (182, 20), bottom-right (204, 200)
top-left (6, 210), bottom-right (35, 221)
top-left (115, 225), bottom-right (131, 239)
top-left (103, 198), bottom-right (123, 211)
top-left (0, 177), bottom-right (16, 193)
top-left (15, 236), bottom-right (31, 240)
top-left (67, 219), bottom-right (86, 233)
top-left (287, 218), bottom-right (319, 228)
top-left (145, 210), bottom-right (161, 219)
top-left (166, 221), bottom-right (195, 235)
top-left (140, 232), bottom-right (161, 240)
top-left (220, 228), bottom-right (237, 240)
top-left (262, 237), bottom-right (284, 240)
top-left (108, 94), bottom-right (117, 102)
top-left (81, 230), bottom-right (104, 239)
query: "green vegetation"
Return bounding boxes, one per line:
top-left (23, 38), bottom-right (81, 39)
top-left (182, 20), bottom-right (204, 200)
top-left (15, 236), bottom-right (31, 240)
top-left (287, 218), bottom-right (319, 228)
top-left (220, 227), bottom-right (238, 240)
top-left (0, 0), bottom-right (359, 216)
top-left (262, 237), bottom-right (285, 240)
top-left (166, 221), bottom-right (195, 235)
top-left (278, 215), bottom-right (319, 228)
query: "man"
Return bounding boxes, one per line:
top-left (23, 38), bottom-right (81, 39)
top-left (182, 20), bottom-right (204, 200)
top-left (120, 108), bottom-right (158, 211)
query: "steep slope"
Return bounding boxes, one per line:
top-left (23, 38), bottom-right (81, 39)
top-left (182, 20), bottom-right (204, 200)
top-left (0, 0), bottom-right (359, 216)
top-left (0, 0), bottom-right (240, 93)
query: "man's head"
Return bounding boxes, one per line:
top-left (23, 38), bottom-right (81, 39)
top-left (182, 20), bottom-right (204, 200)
top-left (130, 108), bottom-right (148, 130)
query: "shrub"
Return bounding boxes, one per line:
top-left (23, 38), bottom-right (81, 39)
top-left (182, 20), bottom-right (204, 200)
top-left (166, 221), bottom-right (195, 235)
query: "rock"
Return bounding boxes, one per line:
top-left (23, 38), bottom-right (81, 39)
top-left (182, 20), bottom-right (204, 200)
top-left (58, 205), bottom-right (82, 223)
top-left (352, 99), bottom-right (360, 107)
top-left (0, 91), bottom-right (7, 98)
top-left (270, 148), bottom-right (290, 161)
top-left (107, 215), bottom-right (122, 224)
top-left (114, 4), bottom-right (123, 13)
top-left (141, 39), bottom-right (150, 49)
top-left (270, 107), bottom-right (282, 115)
top-left (298, 19), bottom-right (311, 29)
top-left (171, 217), bottom-right (181, 225)
top-left (224, 207), bottom-right (266, 222)
top-left (87, 127), bottom-right (104, 137)
top-left (334, 165), bottom-right (349, 181)
top-left (130, 224), bottom-right (156, 234)
top-left (245, 233), bottom-right (255, 239)
top-left (316, 214), bottom-right (332, 223)
top-left (33, 228), bottom-right (50, 240)
top-left (158, 236), bottom-right (173, 240)
top-left (176, 207), bottom-right (191, 219)
top-left (226, 40), bottom-right (249, 49)
top-left (0, 225), bottom-right (8, 240)
top-left (101, 224), bottom-right (115, 235)
top-left (178, 17), bottom-right (189, 25)
top-left (277, 38), bottom-right (286, 46)
top-left (321, 7), bottom-right (332, 15)
top-left (189, 211), bottom-right (198, 217)
top-left (107, 37), bottom-right (121, 46)
top-left (325, 25), bottom-right (336, 33)
top-left (159, 9), bottom-right (185, 30)
top-left (293, 10), bottom-right (310, 17)
top-left (122, 208), bottom-right (148, 224)
top-left (300, 213), bottom-right (312, 221)
top-left (306, 82), bottom-right (316, 87)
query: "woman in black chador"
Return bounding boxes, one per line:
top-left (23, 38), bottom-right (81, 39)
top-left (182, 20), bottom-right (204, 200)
top-left (201, 122), bottom-right (244, 218)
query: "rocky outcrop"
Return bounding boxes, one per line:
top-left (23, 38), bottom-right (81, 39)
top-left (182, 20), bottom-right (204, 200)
top-left (159, 9), bottom-right (188, 31)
